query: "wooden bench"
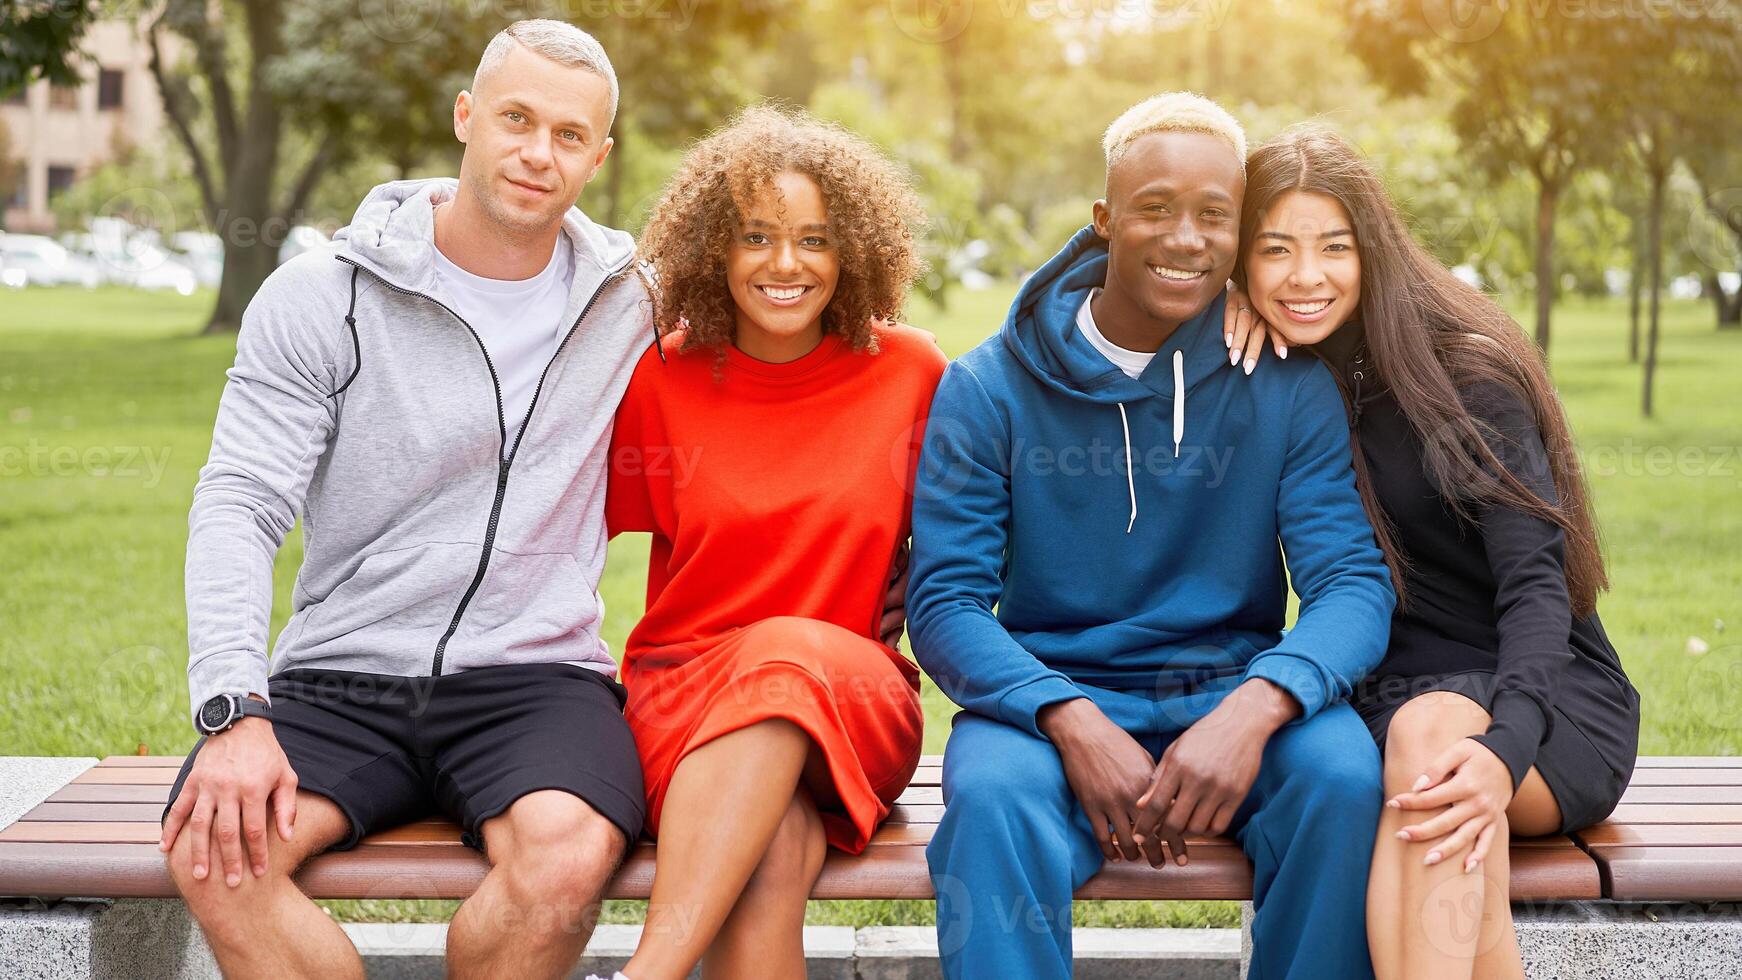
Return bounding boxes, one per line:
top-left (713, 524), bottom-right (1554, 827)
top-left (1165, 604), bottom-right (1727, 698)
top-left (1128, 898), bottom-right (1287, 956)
top-left (3, 755), bottom-right (1739, 978)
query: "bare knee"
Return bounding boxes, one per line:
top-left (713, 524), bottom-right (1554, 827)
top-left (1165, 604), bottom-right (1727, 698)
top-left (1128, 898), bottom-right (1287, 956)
top-left (743, 793), bottom-right (827, 899)
top-left (484, 790), bottom-right (626, 922)
top-left (1384, 693), bottom-right (1490, 784)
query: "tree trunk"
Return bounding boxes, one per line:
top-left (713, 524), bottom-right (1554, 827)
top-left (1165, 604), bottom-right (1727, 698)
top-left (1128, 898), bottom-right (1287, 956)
top-left (1643, 164), bottom-right (1665, 418)
top-left (202, 0), bottom-right (288, 334)
top-left (1533, 176), bottom-right (1559, 354)
top-left (1720, 272), bottom-right (1742, 329)
top-left (1628, 226), bottom-right (1643, 361)
top-left (942, 34), bottom-right (969, 165)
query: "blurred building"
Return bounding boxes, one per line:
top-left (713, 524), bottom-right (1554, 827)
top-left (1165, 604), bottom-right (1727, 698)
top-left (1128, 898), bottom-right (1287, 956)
top-left (1, 19), bottom-right (174, 233)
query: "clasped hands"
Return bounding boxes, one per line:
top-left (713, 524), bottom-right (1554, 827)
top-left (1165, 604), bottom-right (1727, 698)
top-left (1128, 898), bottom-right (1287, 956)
top-left (1039, 678), bottom-right (1300, 869)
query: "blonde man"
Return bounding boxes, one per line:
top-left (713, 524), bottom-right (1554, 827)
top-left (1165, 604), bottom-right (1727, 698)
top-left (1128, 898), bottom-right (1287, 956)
top-left (159, 21), bottom-right (650, 980)
top-left (909, 92), bottom-right (1392, 979)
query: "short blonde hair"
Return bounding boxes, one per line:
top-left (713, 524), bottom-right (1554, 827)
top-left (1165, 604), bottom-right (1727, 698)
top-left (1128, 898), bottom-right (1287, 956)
top-left (1103, 92), bottom-right (1246, 174)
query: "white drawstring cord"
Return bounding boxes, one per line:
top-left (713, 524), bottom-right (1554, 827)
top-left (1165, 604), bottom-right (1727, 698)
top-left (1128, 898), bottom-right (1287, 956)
top-left (1117, 403), bottom-right (1136, 534)
top-left (1172, 349), bottom-right (1185, 459)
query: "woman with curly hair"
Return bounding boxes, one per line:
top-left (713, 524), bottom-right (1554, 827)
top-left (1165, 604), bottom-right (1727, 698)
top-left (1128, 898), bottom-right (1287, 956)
top-left (600, 106), bottom-right (946, 980)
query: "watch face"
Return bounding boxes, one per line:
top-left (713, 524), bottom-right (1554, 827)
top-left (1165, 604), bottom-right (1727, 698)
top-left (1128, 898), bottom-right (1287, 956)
top-left (200, 696), bottom-right (234, 732)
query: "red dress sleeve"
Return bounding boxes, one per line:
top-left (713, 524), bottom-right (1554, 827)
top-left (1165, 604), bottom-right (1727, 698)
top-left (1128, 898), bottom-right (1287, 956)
top-left (605, 350), bottom-right (668, 537)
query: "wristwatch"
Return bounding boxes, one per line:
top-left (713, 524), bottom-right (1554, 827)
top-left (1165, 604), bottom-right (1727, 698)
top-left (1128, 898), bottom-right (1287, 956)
top-left (195, 693), bottom-right (272, 736)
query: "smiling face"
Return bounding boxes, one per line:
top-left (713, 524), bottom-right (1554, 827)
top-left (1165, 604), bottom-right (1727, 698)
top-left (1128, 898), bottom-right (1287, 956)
top-left (1092, 130), bottom-right (1243, 344)
top-left (726, 170), bottom-right (842, 362)
top-left (454, 42), bottom-right (615, 236)
top-left (1243, 190), bottom-right (1362, 346)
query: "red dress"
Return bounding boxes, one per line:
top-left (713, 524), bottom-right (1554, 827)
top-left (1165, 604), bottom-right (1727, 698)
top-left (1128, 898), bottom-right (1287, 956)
top-left (606, 324), bottom-right (947, 852)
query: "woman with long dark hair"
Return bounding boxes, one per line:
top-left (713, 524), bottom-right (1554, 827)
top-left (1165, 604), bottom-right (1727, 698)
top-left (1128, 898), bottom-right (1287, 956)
top-left (1228, 127), bottom-right (1639, 979)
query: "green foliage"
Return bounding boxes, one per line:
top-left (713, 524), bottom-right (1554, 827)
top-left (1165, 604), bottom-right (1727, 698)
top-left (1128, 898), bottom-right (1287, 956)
top-left (0, 0), bottom-right (96, 96)
top-left (49, 137), bottom-right (209, 235)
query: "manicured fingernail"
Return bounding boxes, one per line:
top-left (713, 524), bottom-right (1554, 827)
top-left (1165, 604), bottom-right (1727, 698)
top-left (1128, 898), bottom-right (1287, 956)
top-left (226, 872), bottom-right (240, 887)
top-left (1230, 349), bottom-right (1240, 366)
top-left (193, 864), bottom-right (206, 879)
top-left (1244, 358), bottom-right (1256, 375)
top-left (1225, 333), bottom-right (1233, 347)
top-left (1466, 860), bottom-right (1479, 874)
top-left (1132, 834), bottom-right (1146, 845)
top-left (1412, 775), bottom-right (1430, 792)
top-left (1386, 799), bottom-right (1400, 809)
top-left (1395, 830), bottom-right (1409, 840)
top-left (1177, 855), bottom-right (1188, 866)
top-left (1279, 347), bottom-right (1289, 359)
top-left (1425, 851), bottom-right (1441, 866)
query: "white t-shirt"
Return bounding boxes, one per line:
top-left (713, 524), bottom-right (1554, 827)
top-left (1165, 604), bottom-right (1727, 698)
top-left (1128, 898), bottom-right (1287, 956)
top-left (1076, 288), bottom-right (1156, 380)
top-left (431, 237), bottom-right (574, 455)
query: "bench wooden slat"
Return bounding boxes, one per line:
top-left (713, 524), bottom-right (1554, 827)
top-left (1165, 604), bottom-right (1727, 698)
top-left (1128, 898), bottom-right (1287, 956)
top-left (70, 768), bottom-right (182, 785)
top-left (1632, 757), bottom-right (1742, 768)
top-left (1624, 768), bottom-right (1742, 787)
top-left (47, 784), bottom-right (172, 804)
top-left (1582, 846), bottom-right (1742, 902)
top-left (1620, 784), bottom-right (1742, 804)
top-left (1604, 803), bottom-right (1742, 824)
top-left (1575, 824), bottom-right (1742, 847)
top-left (20, 803), bottom-right (167, 822)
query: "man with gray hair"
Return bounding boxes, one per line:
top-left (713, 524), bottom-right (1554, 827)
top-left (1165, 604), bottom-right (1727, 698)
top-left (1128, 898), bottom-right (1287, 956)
top-left (158, 20), bottom-right (650, 979)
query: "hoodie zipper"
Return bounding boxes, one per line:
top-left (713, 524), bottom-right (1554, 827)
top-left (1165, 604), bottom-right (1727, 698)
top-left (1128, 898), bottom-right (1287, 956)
top-left (336, 254), bottom-right (631, 675)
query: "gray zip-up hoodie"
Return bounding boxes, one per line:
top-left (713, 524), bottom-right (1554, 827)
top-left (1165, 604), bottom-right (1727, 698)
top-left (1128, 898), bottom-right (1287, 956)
top-left (185, 178), bottom-right (653, 723)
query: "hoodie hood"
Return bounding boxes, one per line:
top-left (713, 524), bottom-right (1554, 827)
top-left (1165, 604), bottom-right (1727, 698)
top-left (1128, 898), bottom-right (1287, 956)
top-left (333, 178), bottom-right (637, 307)
top-left (1003, 224), bottom-right (1232, 406)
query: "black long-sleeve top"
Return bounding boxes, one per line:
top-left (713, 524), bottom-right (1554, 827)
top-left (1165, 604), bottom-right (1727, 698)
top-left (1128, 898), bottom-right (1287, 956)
top-left (1313, 323), bottom-right (1635, 789)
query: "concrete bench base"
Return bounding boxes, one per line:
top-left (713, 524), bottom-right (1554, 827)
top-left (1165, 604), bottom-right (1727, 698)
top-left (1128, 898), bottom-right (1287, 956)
top-left (0, 900), bottom-right (218, 980)
top-left (3, 899), bottom-right (1739, 979)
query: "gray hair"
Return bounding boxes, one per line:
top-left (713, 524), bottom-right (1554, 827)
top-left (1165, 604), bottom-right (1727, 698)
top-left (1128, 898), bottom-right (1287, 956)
top-left (472, 19), bottom-right (619, 127)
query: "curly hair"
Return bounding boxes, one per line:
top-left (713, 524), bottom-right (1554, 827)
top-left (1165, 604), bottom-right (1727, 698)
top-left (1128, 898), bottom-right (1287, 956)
top-left (638, 105), bottom-right (926, 356)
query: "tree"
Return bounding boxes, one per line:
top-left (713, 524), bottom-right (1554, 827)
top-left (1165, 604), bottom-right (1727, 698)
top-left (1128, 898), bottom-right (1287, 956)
top-left (0, 0), bottom-right (97, 96)
top-left (1685, 141), bottom-right (1742, 329)
top-left (0, 115), bottom-right (19, 229)
top-left (1602, 12), bottom-right (1742, 416)
top-left (1344, 2), bottom-right (1611, 355)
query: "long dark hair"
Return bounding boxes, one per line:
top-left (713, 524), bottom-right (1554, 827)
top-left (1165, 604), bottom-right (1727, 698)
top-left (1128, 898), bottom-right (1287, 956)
top-left (1236, 127), bottom-right (1607, 615)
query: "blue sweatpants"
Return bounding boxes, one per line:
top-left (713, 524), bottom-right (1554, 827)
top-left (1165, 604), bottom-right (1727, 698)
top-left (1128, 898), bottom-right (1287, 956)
top-left (926, 681), bottom-right (1381, 979)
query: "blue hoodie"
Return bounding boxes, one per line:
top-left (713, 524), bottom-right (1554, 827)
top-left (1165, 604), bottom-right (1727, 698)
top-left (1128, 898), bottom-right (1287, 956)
top-left (908, 227), bottom-right (1394, 735)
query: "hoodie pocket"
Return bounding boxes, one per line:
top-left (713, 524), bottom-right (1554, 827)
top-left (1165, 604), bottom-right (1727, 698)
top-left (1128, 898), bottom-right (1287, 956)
top-left (292, 542), bottom-right (479, 652)
top-left (453, 549), bottom-right (603, 658)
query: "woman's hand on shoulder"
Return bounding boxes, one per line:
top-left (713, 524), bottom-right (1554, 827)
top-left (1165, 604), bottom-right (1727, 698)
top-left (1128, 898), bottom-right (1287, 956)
top-left (1223, 284), bottom-right (1288, 376)
top-left (1387, 737), bottom-right (1515, 874)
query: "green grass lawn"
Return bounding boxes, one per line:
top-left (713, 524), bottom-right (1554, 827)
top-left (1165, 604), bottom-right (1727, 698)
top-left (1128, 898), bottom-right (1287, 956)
top-left (2, 285), bottom-right (1738, 929)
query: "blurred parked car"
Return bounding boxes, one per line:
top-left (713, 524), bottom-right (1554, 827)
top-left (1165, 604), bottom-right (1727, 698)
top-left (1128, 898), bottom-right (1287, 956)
top-left (0, 234), bottom-right (103, 288)
top-left (171, 231), bottom-right (225, 289)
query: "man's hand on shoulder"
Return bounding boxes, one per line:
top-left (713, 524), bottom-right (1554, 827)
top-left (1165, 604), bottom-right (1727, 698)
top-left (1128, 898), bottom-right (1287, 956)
top-left (1131, 679), bottom-right (1300, 868)
top-left (160, 699), bottom-right (299, 888)
top-left (1039, 698), bottom-right (1156, 864)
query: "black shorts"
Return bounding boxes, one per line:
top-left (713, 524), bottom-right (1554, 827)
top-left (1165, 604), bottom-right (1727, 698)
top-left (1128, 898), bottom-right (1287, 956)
top-left (165, 662), bottom-right (645, 852)
top-left (1354, 669), bottom-right (1639, 833)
